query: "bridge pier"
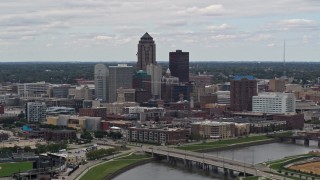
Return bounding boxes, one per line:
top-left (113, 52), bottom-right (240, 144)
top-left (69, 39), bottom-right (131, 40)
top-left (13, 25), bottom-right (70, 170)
top-left (291, 138), bottom-right (296, 144)
top-left (229, 169), bottom-right (234, 176)
top-left (212, 166), bottom-right (218, 173)
top-left (304, 139), bottom-right (309, 146)
top-left (318, 140), bottom-right (320, 148)
top-left (223, 168), bottom-right (228, 176)
top-left (184, 159), bottom-right (192, 168)
top-left (168, 157), bottom-right (176, 165)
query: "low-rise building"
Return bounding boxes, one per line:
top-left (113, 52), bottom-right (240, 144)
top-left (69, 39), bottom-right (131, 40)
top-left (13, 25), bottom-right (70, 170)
top-left (79, 107), bottom-right (107, 120)
top-left (191, 121), bottom-right (235, 139)
top-left (124, 106), bottom-right (165, 121)
top-left (127, 127), bottom-right (187, 145)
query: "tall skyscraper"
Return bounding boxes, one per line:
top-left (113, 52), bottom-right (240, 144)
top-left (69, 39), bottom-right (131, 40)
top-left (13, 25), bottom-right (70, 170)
top-left (146, 64), bottom-right (162, 99)
top-left (137, 32), bottom-right (156, 71)
top-left (108, 64), bottom-right (133, 103)
top-left (94, 64), bottom-right (108, 102)
top-left (230, 76), bottom-right (257, 111)
top-left (169, 50), bottom-right (189, 83)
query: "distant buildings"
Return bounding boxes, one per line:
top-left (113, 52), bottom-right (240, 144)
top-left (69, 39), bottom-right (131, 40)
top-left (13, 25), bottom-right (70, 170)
top-left (79, 107), bottom-right (107, 120)
top-left (94, 64), bottom-right (108, 101)
top-left (169, 50), bottom-right (189, 83)
top-left (94, 64), bottom-right (133, 103)
top-left (46, 106), bottom-right (75, 115)
top-left (108, 64), bottom-right (133, 103)
top-left (18, 82), bottom-right (50, 99)
top-left (68, 85), bottom-right (93, 100)
top-left (26, 102), bottom-right (47, 122)
top-left (268, 78), bottom-right (285, 92)
top-left (252, 92), bottom-right (295, 113)
top-left (137, 32), bottom-right (156, 71)
top-left (230, 76), bottom-right (257, 111)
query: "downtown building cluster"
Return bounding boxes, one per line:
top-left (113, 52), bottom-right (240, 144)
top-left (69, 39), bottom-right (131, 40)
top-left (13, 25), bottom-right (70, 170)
top-left (1, 32), bottom-right (319, 146)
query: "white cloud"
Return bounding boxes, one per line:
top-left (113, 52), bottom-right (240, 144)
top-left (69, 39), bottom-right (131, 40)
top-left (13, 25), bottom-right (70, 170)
top-left (94, 35), bottom-right (113, 41)
top-left (277, 19), bottom-right (317, 29)
top-left (211, 34), bottom-right (237, 41)
top-left (207, 24), bottom-right (233, 31)
top-left (178, 4), bottom-right (226, 16)
top-left (267, 43), bottom-right (275, 47)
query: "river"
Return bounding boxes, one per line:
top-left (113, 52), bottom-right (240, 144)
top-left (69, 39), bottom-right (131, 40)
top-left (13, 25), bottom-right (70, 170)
top-left (113, 142), bottom-right (319, 180)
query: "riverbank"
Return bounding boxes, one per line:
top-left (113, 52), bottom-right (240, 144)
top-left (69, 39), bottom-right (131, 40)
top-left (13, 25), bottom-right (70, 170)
top-left (79, 153), bottom-right (152, 180)
top-left (177, 135), bottom-right (276, 152)
top-left (197, 139), bottom-right (277, 152)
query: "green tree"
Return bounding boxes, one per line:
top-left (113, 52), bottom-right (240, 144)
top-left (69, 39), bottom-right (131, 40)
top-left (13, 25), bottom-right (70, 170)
top-left (94, 131), bottom-right (105, 138)
top-left (81, 130), bottom-right (93, 140)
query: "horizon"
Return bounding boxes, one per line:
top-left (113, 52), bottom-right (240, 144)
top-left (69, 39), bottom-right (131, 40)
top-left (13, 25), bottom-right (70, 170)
top-left (0, 0), bottom-right (319, 62)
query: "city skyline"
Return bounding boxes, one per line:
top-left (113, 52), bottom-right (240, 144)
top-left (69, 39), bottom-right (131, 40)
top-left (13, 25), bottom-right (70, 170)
top-left (0, 0), bottom-right (319, 62)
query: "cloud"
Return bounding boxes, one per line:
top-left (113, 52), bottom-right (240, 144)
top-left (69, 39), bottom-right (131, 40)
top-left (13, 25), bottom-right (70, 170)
top-left (277, 19), bottom-right (317, 30)
top-left (178, 4), bottom-right (226, 16)
top-left (267, 43), bottom-right (275, 47)
top-left (207, 24), bottom-right (233, 31)
top-left (162, 20), bottom-right (188, 27)
top-left (94, 35), bottom-right (113, 41)
top-left (210, 34), bottom-right (237, 41)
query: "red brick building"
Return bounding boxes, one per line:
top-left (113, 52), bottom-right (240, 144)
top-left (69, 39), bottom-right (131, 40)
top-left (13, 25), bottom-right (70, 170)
top-left (79, 108), bottom-right (107, 120)
top-left (273, 113), bottom-right (304, 130)
top-left (230, 76), bottom-right (257, 111)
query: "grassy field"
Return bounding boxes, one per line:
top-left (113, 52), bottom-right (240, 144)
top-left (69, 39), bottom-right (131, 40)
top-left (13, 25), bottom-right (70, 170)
top-left (0, 161), bottom-right (33, 177)
top-left (80, 154), bottom-right (150, 180)
top-left (177, 135), bottom-right (272, 151)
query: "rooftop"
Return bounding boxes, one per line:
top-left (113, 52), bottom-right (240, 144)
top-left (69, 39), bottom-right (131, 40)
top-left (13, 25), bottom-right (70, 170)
top-left (141, 32), bottom-right (153, 40)
top-left (233, 75), bottom-right (255, 80)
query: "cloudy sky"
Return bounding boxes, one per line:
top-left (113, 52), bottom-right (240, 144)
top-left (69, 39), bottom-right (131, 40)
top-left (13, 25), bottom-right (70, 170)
top-left (0, 0), bottom-right (319, 62)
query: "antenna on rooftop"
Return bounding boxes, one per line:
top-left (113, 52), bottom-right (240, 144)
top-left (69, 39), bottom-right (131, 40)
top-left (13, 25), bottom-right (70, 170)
top-left (283, 40), bottom-right (286, 78)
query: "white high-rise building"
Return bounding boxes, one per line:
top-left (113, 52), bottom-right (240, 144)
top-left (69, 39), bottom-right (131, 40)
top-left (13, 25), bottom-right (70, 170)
top-left (94, 64), bottom-right (108, 102)
top-left (26, 102), bottom-right (47, 122)
top-left (252, 92), bottom-right (295, 114)
top-left (146, 64), bottom-right (162, 99)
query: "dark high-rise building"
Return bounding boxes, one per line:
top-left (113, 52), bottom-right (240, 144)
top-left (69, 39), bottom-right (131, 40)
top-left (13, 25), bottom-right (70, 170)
top-left (230, 76), bottom-right (257, 111)
top-left (132, 70), bottom-right (152, 103)
top-left (137, 32), bottom-right (156, 71)
top-left (169, 50), bottom-right (189, 83)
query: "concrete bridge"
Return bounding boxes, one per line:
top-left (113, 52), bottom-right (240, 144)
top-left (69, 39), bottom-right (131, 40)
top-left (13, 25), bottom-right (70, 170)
top-left (268, 134), bottom-right (320, 147)
top-left (143, 146), bottom-right (291, 180)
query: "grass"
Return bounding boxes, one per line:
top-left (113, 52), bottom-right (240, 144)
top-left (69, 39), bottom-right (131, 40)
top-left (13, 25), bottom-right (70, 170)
top-left (0, 161), bottom-right (33, 177)
top-left (80, 153), bottom-right (151, 180)
top-left (177, 135), bottom-right (272, 151)
top-left (267, 154), bottom-right (320, 179)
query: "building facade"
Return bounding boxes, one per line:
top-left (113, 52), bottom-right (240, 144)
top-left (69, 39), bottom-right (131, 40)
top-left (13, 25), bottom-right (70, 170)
top-left (146, 64), bottom-right (162, 99)
top-left (137, 32), bottom-right (156, 71)
top-left (108, 64), bottom-right (133, 103)
top-left (230, 76), bottom-right (257, 111)
top-left (191, 121), bottom-right (235, 139)
top-left (252, 92), bottom-right (295, 113)
top-left (18, 82), bottom-right (50, 99)
top-left (94, 64), bottom-right (108, 102)
top-left (127, 127), bottom-right (187, 145)
top-left (169, 50), bottom-right (189, 83)
top-left (26, 102), bottom-right (47, 122)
